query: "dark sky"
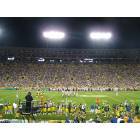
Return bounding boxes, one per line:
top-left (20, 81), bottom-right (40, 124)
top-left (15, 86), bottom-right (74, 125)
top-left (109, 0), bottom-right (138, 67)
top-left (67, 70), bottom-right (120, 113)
top-left (0, 17), bottom-right (140, 49)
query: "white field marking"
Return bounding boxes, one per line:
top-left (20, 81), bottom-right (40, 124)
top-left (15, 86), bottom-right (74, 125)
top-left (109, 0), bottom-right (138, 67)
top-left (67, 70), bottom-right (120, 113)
top-left (77, 95), bottom-right (107, 98)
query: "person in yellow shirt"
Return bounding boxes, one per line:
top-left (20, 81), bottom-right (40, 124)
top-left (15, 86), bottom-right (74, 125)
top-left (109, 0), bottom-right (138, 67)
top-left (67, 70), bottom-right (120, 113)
top-left (52, 105), bottom-right (56, 113)
top-left (15, 110), bottom-right (21, 118)
top-left (47, 106), bottom-right (51, 113)
top-left (134, 114), bottom-right (140, 123)
top-left (116, 110), bottom-right (120, 117)
top-left (119, 106), bottom-right (124, 112)
top-left (50, 105), bottom-right (54, 114)
top-left (42, 107), bottom-right (47, 114)
top-left (8, 105), bottom-right (13, 114)
top-left (40, 94), bottom-right (46, 106)
top-left (4, 105), bottom-right (8, 114)
top-left (123, 115), bottom-right (129, 123)
top-left (4, 104), bottom-right (13, 114)
top-left (70, 107), bottom-right (74, 114)
top-left (96, 98), bottom-right (100, 105)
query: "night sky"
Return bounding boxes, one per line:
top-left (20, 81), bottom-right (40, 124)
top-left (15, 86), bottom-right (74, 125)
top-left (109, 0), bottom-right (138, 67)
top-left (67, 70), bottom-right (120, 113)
top-left (0, 17), bottom-right (140, 49)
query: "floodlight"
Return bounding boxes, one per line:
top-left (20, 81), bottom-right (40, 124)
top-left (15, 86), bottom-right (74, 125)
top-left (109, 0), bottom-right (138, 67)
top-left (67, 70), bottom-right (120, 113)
top-left (38, 58), bottom-right (45, 62)
top-left (84, 58), bottom-right (93, 61)
top-left (80, 60), bottom-right (83, 63)
top-left (50, 60), bottom-right (54, 62)
top-left (8, 57), bottom-right (15, 61)
top-left (89, 32), bottom-right (112, 40)
top-left (43, 31), bottom-right (65, 40)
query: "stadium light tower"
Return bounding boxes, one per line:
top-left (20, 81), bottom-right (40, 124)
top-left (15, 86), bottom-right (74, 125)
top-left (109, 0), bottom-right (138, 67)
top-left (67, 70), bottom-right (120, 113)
top-left (89, 32), bottom-right (112, 41)
top-left (42, 30), bottom-right (65, 40)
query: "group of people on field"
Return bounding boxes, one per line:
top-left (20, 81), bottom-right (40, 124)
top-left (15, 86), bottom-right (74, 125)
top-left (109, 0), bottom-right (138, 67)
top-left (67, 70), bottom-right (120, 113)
top-left (1, 91), bottom-right (140, 123)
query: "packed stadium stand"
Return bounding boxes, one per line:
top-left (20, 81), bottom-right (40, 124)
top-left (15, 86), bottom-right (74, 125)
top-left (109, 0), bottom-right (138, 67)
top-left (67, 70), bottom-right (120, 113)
top-left (0, 47), bottom-right (140, 90)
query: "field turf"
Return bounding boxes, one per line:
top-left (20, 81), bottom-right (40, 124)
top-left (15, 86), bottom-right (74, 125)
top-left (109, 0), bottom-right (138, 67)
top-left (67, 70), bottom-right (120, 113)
top-left (0, 89), bottom-right (140, 107)
top-left (0, 89), bottom-right (140, 122)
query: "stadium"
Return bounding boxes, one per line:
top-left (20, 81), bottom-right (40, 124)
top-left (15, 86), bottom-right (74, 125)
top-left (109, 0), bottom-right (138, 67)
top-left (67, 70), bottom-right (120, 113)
top-left (0, 18), bottom-right (140, 123)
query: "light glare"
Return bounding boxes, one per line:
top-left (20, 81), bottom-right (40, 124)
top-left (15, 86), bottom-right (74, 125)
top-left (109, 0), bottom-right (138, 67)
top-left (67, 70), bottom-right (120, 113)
top-left (38, 58), bottom-right (45, 62)
top-left (43, 31), bottom-right (65, 40)
top-left (8, 57), bottom-right (15, 61)
top-left (90, 32), bottom-right (112, 40)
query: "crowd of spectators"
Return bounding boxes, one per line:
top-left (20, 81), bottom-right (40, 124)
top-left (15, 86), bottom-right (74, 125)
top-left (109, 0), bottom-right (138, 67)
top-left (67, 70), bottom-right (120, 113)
top-left (0, 62), bottom-right (139, 90)
top-left (1, 97), bottom-right (140, 123)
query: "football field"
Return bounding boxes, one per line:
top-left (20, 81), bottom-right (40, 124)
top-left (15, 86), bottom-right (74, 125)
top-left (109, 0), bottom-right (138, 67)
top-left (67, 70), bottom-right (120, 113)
top-left (0, 89), bottom-right (140, 122)
top-left (0, 89), bottom-right (140, 107)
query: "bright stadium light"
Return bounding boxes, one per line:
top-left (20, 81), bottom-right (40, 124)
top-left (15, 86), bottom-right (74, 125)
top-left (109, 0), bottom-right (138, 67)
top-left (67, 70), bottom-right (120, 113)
top-left (38, 58), bottom-right (45, 62)
top-left (84, 58), bottom-right (93, 61)
top-left (7, 57), bottom-right (15, 61)
top-left (50, 60), bottom-right (54, 62)
top-left (42, 31), bottom-right (65, 40)
top-left (89, 32), bottom-right (112, 40)
top-left (80, 60), bottom-right (83, 63)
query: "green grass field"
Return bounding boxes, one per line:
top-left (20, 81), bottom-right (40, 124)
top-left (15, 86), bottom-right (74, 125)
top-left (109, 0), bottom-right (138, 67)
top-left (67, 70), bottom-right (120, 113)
top-left (0, 89), bottom-right (140, 122)
top-left (0, 89), bottom-right (140, 106)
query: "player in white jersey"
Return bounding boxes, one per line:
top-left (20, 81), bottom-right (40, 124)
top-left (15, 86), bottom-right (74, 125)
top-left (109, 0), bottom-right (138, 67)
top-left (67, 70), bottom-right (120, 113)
top-left (114, 87), bottom-right (119, 96)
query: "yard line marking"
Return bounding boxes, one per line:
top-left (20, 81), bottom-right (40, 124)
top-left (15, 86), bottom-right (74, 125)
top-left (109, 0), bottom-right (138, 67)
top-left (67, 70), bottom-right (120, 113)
top-left (77, 95), bottom-right (107, 98)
